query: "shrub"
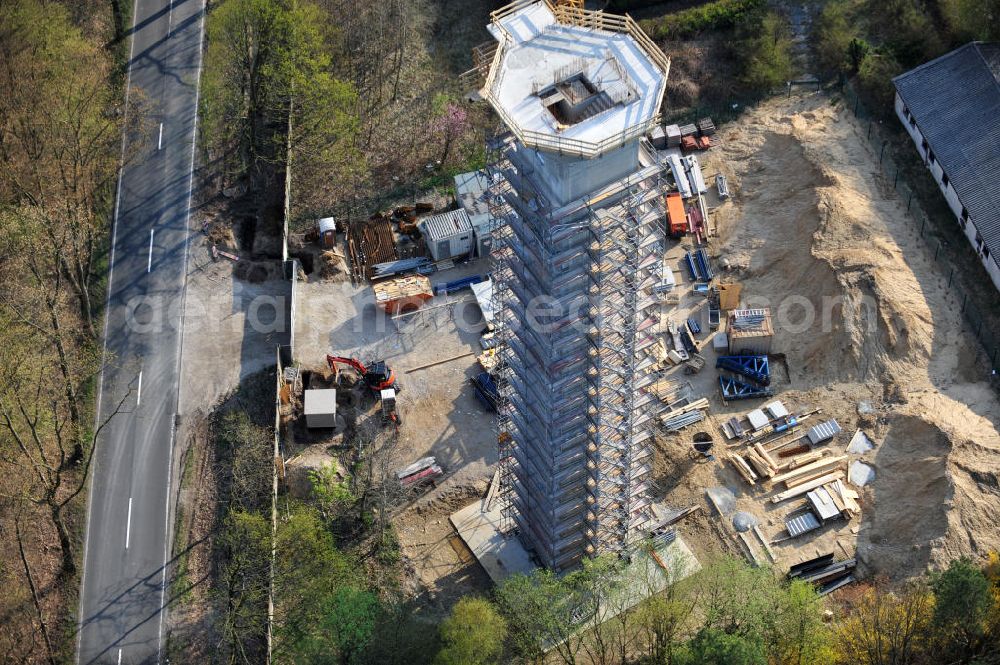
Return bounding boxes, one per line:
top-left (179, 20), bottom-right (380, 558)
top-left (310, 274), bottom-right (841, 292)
top-left (856, 50), bottom-right (904, 115)
top-left (931, 558), bottom-right (995, 660)
top-left (812, 0), bottom-right (859, 76)
top-left (641, 0), bottom-right (767, 40)
top-left (678, 628), bottom-right (767, 665)
top-left (736, 10), bottom-right (793, 92)
top-left (434, 597), bottom-right (507, 665)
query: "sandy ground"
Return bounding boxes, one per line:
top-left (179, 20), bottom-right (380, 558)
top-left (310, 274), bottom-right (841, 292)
top-left (292, 261), bottom-right (498, 611)
top-left (652, 91), bottom-right (1000, 578)
top-left (292, 90), bottom-right (1000, 607)
top-left (224, 89), bottom-right (1000, 621)
top-left (178, 250), bottom-right (290, 416)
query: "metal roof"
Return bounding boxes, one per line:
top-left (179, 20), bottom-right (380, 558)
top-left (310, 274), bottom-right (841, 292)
top-left (893, 42), bottom-right (1000, 258)
top-left (807, 419), bottom-right (842, 445)
top-left (418, 208), bottom-right (473, 241)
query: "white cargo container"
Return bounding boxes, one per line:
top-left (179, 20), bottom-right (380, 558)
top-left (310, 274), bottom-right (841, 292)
top-left (418, 209), bottom-right (474, 261)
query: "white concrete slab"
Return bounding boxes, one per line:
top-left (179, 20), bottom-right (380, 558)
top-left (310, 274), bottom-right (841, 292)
top-left (450, 498), bottom-right (535, 584)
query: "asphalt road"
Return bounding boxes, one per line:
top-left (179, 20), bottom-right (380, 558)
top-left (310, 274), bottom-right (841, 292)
top-left (77, 1), bottom-right (204, 663)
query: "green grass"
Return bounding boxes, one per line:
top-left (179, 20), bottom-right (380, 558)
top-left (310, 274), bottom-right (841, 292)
top-left (169, 444), bottom-right (199, 604)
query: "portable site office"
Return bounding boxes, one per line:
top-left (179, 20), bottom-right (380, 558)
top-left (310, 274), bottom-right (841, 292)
top-left (418, 209), bottom-right (475, 262)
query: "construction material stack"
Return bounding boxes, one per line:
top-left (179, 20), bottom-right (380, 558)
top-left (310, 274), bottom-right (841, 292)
top-left (727, 307), bottom-right (774, 355)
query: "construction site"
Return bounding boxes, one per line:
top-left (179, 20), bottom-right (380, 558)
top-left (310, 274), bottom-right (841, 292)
top-left (269, 0), bottom-right (1000, 617)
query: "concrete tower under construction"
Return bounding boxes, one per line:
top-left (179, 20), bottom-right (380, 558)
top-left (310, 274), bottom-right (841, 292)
top-left (471, 0), bottom-right (673, 570)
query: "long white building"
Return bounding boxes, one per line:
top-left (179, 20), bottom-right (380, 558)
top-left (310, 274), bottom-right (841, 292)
top-left (892, 42), bottom-right (1000, 292)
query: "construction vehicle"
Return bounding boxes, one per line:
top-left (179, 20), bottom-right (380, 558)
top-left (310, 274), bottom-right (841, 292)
top-left (471, 371), bottom-right (499, 412)
top-left (326, 355), bottom-right (398, 392)
top-left (325, 355), bottom-right (402, 424)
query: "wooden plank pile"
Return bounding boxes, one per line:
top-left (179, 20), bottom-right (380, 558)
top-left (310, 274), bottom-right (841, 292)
top-left (816, 478), bottom-right (861, 519)
top-left (771, 454), bottom-right (847, 489)
top-left (396, 456), bottom-right (443, 488)
top-left (348, 216), bottom-right (399, 281)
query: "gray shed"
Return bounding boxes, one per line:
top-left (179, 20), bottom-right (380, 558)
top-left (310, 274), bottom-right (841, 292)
top-left (418, 209), bottom-right (474, 262)
top-left (304, 389), bottom-right (337, 428)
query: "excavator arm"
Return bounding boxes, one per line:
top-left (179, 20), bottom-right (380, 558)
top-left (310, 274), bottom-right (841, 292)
top-left (326, 355), bottom-right (368, 376)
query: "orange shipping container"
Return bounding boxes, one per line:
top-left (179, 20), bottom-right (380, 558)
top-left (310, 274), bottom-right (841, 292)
top-left (665, 193), bottom-right (687, 236)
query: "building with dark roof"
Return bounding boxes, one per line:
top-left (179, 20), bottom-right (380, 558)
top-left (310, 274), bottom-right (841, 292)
top-left (893, 42), bottom-right (1000, 292)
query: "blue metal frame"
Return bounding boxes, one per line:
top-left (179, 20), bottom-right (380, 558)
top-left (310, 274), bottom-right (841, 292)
top-left (719, 375), bottom-right (774, 400)
top-left (716, 355), bottom-right (770, 385)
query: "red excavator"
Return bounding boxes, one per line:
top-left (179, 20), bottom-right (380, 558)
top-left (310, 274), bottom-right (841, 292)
top-left (325, 355), bottom-right (399, 393)
top-left (326, 355), bottom-right (401, 425)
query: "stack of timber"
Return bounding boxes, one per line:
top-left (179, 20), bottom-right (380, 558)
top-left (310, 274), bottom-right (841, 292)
top-left (662, 398), bottom-right (710, 419)
top-left (728, 454), bottom-right (759, 485)
top-left (744, 443), bottom-right (780, 479)
top-left (770, 454), bottom-right (848, 489)
top-left (788, 554), bottom-right (856, 595)
top-left (771, 471), bottom-right (846, 504)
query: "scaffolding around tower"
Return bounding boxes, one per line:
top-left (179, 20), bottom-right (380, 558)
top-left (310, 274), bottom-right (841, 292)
top-left (476, 0), bottom-right (672, 570)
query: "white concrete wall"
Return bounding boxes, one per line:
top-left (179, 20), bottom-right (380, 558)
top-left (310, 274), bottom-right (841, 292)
top-left (525, 140), bottom-right (641, 206)
top-left (894, 92), bottom-right (1000, 292)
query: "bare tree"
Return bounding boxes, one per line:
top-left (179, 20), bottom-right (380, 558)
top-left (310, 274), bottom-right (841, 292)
top-left (13, 513), bottom-right (56, 665)
top-left (350, 419), bottom-right (405, 546)
top-left (0, 206), bottom-right (135, 577)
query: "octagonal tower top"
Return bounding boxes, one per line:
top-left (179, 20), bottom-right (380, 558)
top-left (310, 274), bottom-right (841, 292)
top-left (481, 0), bottom-right (669, 159)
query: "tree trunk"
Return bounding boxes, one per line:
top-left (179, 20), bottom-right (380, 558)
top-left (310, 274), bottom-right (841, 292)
top-left (51, 501), bottom-right (76, 577)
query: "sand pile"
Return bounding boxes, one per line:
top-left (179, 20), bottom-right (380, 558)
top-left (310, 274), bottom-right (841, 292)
top-left (706, 93), bottom-right (1000, 575)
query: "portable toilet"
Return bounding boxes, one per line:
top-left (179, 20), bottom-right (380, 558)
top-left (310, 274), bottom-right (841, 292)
top-left (318, 217), bottom-right (337, 248)
top-left (418, 209), bottom-right (474, 262)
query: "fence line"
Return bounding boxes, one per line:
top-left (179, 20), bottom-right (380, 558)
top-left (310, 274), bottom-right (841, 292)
top-left (840, 82), bottom-right (1000, 381)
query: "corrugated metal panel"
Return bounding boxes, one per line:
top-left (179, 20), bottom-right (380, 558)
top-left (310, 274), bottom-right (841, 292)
top-left (419, 209), bottom-right (474, 261)
top-left (419, 209), bottom-right (473, 241)
top-left (786, 511), bottom-right (820, 538)
top-left (893, 43), bottom-right (1000, 258)
top-left (807, 418), bottom-right (842, 445)
top-left (807, 487), bottom-right (840, 522)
